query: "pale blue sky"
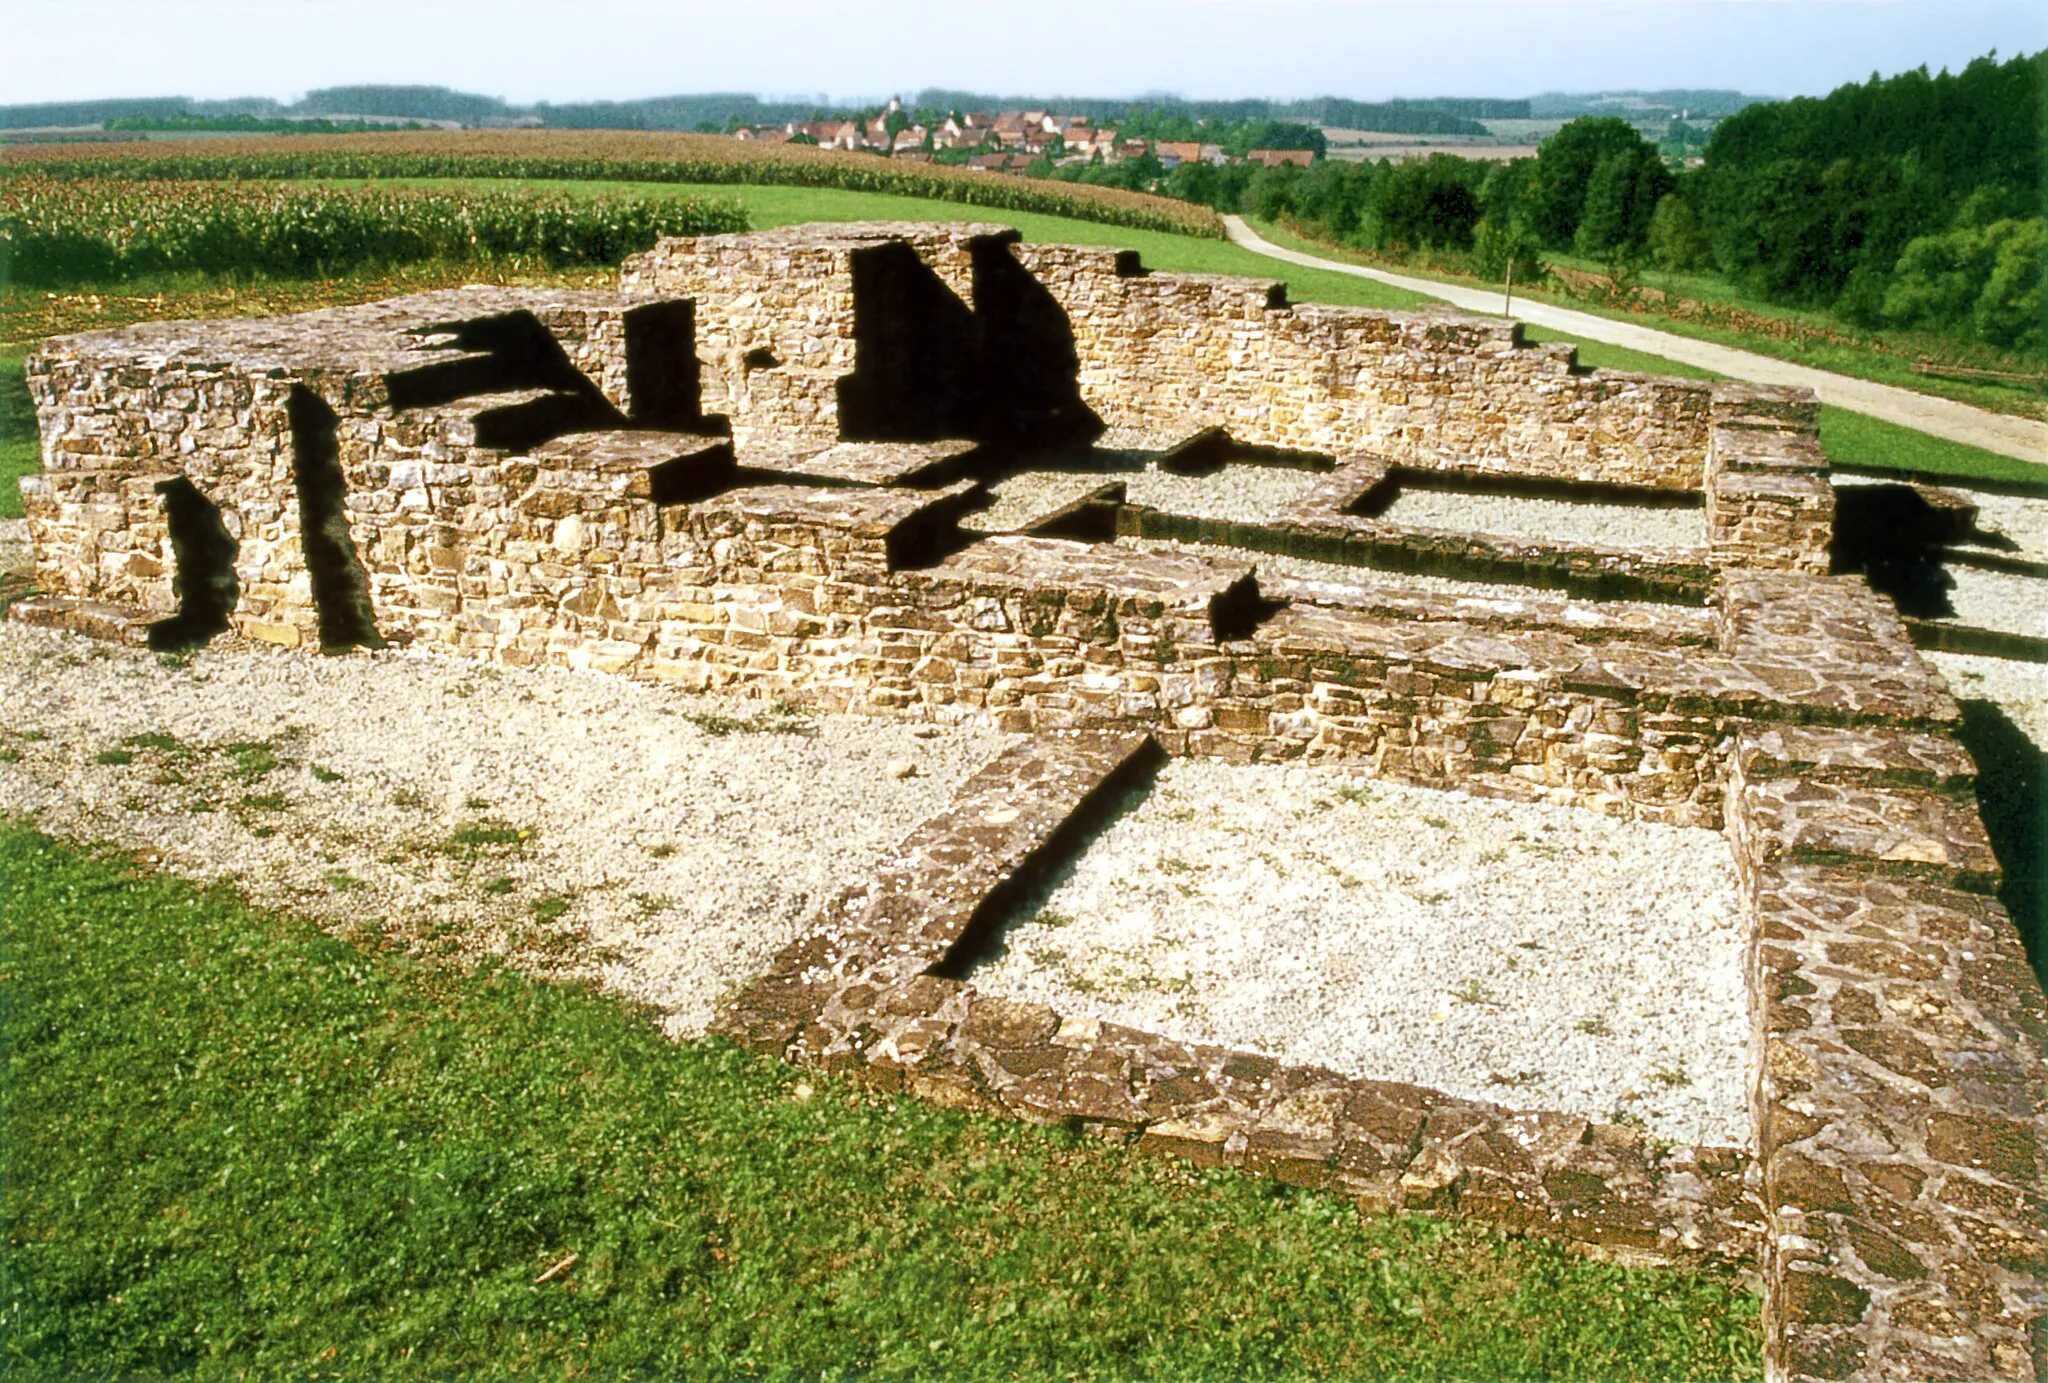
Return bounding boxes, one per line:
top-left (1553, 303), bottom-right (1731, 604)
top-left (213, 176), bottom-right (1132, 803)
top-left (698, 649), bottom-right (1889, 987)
top-left (2, 0), bottom-right (2042, 107)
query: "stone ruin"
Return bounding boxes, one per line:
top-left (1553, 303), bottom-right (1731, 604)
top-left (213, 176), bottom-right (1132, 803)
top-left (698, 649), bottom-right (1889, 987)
top-left (13, 222), bottom-right (2044, 1381)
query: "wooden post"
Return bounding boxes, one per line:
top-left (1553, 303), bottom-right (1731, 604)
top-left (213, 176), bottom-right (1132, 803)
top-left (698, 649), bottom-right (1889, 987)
top-left (1502, 259), bottom-right (1515, 319)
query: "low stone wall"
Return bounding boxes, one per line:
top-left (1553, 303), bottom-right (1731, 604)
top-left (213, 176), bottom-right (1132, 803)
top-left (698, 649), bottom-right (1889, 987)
top-left (15, 253), bottom-right (2045, 1381)
top-left (623, 222), bottom-right (1718, 489)
top-left (717, 730), bottom-right (1764, 1269)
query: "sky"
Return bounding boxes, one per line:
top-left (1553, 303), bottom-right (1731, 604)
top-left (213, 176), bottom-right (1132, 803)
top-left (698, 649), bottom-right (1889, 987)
top-left (2, 0), bottom-right (2043, 108)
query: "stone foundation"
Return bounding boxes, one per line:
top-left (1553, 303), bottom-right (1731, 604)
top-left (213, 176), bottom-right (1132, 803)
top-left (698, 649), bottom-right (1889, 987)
top-left (15, 222), bottom-right (2043, 1381)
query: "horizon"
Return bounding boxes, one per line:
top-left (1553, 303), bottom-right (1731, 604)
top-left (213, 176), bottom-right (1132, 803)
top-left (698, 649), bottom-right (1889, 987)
top-left (2, 0), bottom-right (2042, 111)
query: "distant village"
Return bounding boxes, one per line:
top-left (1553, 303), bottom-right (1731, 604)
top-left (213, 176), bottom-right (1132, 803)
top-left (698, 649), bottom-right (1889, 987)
top-left (730, 96), bottom-right (1316, 173)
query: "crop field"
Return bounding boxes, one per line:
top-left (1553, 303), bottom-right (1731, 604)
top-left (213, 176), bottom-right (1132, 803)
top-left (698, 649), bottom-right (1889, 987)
top-left (0, 129), bottom-right (1224, 239)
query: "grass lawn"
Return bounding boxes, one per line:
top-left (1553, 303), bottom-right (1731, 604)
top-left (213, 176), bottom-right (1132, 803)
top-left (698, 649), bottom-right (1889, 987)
top-left (0, 820), bottom-right (1762, 1380)
top-left (0, 351), bottom-right (34, 520)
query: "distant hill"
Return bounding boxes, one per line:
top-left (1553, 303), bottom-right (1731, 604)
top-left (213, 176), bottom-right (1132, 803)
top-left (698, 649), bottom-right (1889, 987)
top-left (1527, 90), bottom-right (1770, 121)
top-left (913, 90), bottom-right (1524, 133)
top-left (2, 84), bottom-right (1768, 137)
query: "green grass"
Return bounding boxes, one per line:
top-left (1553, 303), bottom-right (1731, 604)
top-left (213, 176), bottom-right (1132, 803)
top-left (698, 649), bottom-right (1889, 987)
top-left (1, 350), bottom-right (33, 520)
top-left (0, 820), bottom-right (1764, 1379)
top-left (336, 178), bottom-right (1431, 313)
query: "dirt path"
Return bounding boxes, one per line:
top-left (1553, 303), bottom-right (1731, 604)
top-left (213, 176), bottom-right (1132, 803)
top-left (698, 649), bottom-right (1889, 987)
top-left (1223, 216), bottom-right (2048, 466)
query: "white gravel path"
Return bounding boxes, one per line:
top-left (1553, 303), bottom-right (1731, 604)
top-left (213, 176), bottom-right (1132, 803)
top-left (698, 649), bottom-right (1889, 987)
top-left (1937, 565), bottom-right (2048, 640)
top-left (0, 518), bottom-right (28, 576)
top-left (972, 760), bottom-right (1751, 1148)
top-left (0, 621), bottom-right (1015, 1038)
top-left (971, 464), bottom-right (1328, 532)
top-left (1370, 487), bottom-right (1706, 551)
top-left (1122, 535), bottom-right (1694, 622)
top-left (1930, 652), bottom-right (2048, 753)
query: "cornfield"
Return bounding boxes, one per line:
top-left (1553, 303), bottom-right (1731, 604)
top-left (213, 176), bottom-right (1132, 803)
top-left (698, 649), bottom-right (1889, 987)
top-left (1, 129), bottom-right (1225, 240)
top-left (0, 175), bottom-right (750, 285)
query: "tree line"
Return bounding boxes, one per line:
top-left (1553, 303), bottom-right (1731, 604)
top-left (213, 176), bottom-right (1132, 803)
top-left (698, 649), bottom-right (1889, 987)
top-left (1095, 50), bottom-right (2040, 353)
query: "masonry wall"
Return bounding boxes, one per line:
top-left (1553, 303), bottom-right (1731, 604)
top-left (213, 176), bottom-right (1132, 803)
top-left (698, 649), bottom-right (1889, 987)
top-left (15, 261), bottom-right (2046, 1382)
top-left (623, 222), bottom-right (1718, 489)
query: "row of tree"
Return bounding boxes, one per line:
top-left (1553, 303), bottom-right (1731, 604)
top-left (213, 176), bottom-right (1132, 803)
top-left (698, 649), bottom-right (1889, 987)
top-left (1079, 51), bottom-right (2041, 353)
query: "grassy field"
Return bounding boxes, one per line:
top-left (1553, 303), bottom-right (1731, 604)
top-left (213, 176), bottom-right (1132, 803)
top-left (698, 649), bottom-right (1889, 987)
top-left (0, 820), bottom-right (1762, 1381)
top-left (1246, 218), bottom-right (2048, 425)
top-left (1, 351), bottom-right (34, 519)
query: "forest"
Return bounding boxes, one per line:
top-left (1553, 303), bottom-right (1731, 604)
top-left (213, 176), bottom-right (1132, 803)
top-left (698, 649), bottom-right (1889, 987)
top-left (1073, 51), bottom-right (2042, 354)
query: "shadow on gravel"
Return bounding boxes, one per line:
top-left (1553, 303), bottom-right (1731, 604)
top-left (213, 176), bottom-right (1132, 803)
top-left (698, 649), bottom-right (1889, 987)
top-left (1954, 699), bottom-right (2046, 986)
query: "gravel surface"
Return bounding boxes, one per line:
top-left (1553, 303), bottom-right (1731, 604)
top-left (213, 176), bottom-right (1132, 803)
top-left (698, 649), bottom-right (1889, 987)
top-left (972, 760), bottom-right (1750, 1148)
top-left (1122, 465), bottom-right (1327, 521)
top-left (0, 519), bottom-right (28, 575)
top-left (1122, 535), bottom-right (1691, 620)
top-left (971, 463), bottom-right (1328, 532)
top-left (0, 622), bottom-right (1015, 1038)
top-left (1930, 652), bottom-right (2048, 753)
top-left (1371, 487), bottom-right (1706, 551)
top-left (1935, 565), bottom-right (2048, 639)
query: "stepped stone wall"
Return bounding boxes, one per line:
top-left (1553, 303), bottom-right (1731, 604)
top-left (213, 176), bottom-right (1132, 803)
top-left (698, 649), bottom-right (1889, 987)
top-left (624, 222), bottom-right (1717, 489)
top-left (13, 224), bottom-right (2044, 1383)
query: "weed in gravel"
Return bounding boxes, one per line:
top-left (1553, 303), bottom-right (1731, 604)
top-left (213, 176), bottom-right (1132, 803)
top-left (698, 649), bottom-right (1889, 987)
top-left (482, 876), bottom-right (516, 896)
top-left (323, 871), bottom-right (365, 892)
top-left (1478, 848), bottom-right (1509, 864)
top-left (183, 798), bottom-right (217, 814)
top-left (1422, 815), bottom-right (1452, 830)
top-left (0, 748), bottom-right (20, 763)
top-left (1335, 785), bottom-right (1373, 804)
top-left (224, 740), bottom-right (281, 778)
top-left (390, 787), bottom-right (427, 809)
top-left (154, 650), bottom-right (196, 669)
top-left (1450, 979), bottom-right (1499, 1007)
top-left (647, 843), bottom-right (676, 859)
top-left (310, 764), bottom-right (345, 784)
top-left (1650, 1063), bottom-right (1691, 1089)
top-left (1487, 1070), bottom-right (1545, 1089)
top-left (93, 748), bottom-right (134, 766)
top-left (16, 730), bottom-right (47, 742)
top-left (123, 731), bottom-right (187, 753)
top-left (464, 795), bottom-right (492, 810)
top-left (239, 792), bottom-right (288, 811)
top-left (1031, 909), bottom-right (1074, 929)
top-left (530, 894), bottom-right (573, 925)
top-left (682, 702), bottom-right (815, 737)
top-left (442, 820), bottom-right (528, 856)
top-left (1156, 854), bottom-right (1199, 875)
top-left (1575, 1018), bottom-right (1615, 1037)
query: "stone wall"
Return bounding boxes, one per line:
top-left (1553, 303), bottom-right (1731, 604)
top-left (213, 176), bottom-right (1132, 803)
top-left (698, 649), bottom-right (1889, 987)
top-left (623, 222), bottom-right (1718, 489)
top-left (15, 240), bottom-right (2046, 1381)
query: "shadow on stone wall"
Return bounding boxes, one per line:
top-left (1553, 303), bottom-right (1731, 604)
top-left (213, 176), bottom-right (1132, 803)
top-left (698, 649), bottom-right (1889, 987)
top-left (1954, 698), bottom-right (2046, 985)
top-left (147, 476), bottom-right (239, 653)
top-left (286, 385), bottom-right (384, 652)
top-left (838, 235), bottom-right (1103, 449)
